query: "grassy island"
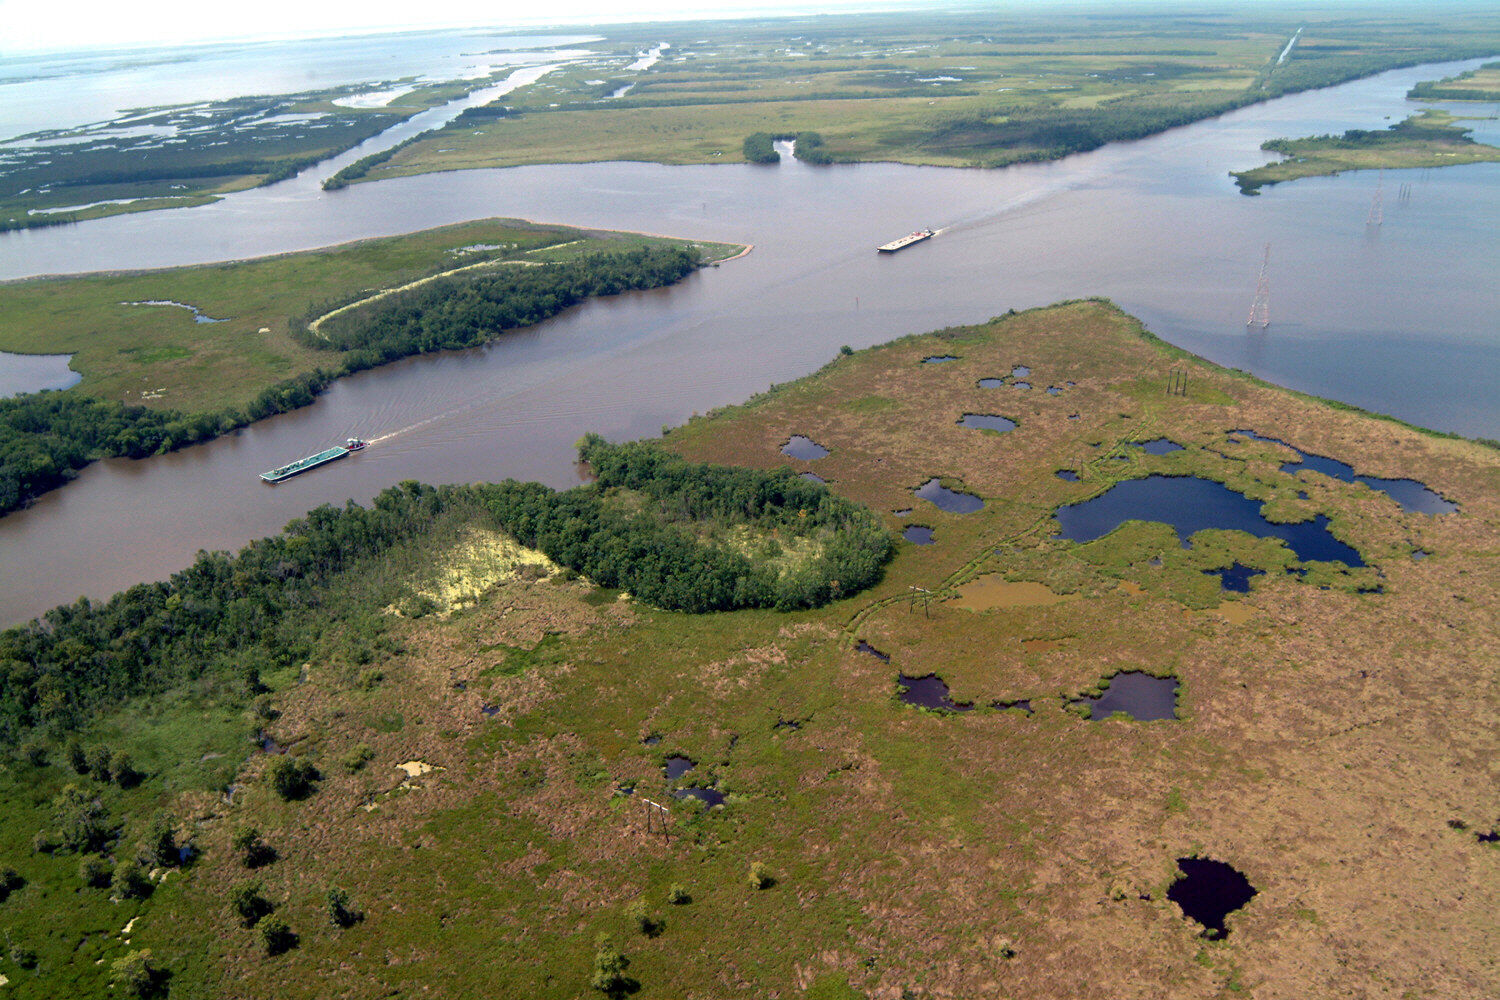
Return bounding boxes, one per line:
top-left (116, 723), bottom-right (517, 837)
top-left (0, 220), bottom-right (744, 515)
top-left (1409, 60), bottom-right (1500, 102)
top-left (1231, 108), bottom-right (1500, 194)
top-left (1, 300), bottom-right (1496, 999)
top-left (350, 9), bottom-right (1500, 180)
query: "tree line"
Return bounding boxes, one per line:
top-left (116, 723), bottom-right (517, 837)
top-left (0, 482), bottom-right (458, 746)
top-left (0, 245), bottom-right (704, 517)
top-left (478, 436), bottom-right (892, 613)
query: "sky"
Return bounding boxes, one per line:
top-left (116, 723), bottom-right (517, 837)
top-left (1, 0), bottom-right (943, 55)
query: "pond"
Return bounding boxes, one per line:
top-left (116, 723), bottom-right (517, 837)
top-left (1205, 562), bottom-right (1264, 593)
top-left (0, 351), bottom-right (81, 397)
top-left (674, 786), bottom-right (726, 807)
top-left (800, 472), bottom-right (826, 484)
top-left (781, 434), bottom-right (829, 460)
top-left (663, 755), bottom-right (695, 780)
top-left (1231, 430), bottom-right (1455, 514)
top-left (977, 377), bottom-right (1007, 388)
top-left (903, 524), bottom-right (935, 545)
top-left (856, 640), bottom-right (890, 662)
top-left (914, 477), bottom-right (984, 513)
top-left (896, 673), bottom-right (973, 712)
top-left (1131, 438), bottom-right (1184, 455)
top-left (1074, 671), bottom-right (1178, 721)
top-left (1054, 474), bottom-right (1365, 567)
top-left (1055, 470), bottom-right (1079, 482)
top-left (957, 413), bottom-right (1017, 432)
top-left (1167, 857), bottom-right (1257, 939)
top-left (923, 355), bottom-right (960, 364)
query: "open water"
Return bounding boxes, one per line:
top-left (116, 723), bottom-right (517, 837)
top-left (0, 42), bottom-right (1496, 624)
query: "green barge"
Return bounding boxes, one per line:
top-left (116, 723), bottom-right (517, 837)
top-left (260, 438), bottom-right (366, 483)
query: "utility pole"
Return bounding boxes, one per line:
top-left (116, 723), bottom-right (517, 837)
top-left (1247, 244), bottom-right (1270, 330)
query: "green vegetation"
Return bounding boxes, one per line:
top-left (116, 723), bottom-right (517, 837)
top-left (1, 303), bottom-right (1498, 994)
top-left (0, 223), bottom-right (740, 516)
top-left (1409, 60), bottom-right (1500, 101)
top-left (481, 436), bottom-right (893, 612)
top-left (359, 9), bottom-right (1500, 178)
top-left (1231, 108), bottom-right (1500, 193)
top-left (742, 132), bottom-right (780, 163)
top-left (0, 81), bottom-right (475, 231)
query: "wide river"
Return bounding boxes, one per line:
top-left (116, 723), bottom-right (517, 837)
top-left (1, 58), bottom-right (1497, 624)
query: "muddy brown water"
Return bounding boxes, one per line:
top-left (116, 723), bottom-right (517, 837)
top-left (2, 59), bottom-right (1497, 625)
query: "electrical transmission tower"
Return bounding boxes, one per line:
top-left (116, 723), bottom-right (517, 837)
top-left (1246, 243), bottom-right (1270, 329)
top-left (1367, 171), bottom-right (1384, 226)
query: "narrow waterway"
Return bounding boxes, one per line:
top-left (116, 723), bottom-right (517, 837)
top-left (0, 58), bottom-right (1496, 624)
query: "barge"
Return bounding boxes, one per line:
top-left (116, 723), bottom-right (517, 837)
top-left (877, 228), bottom-right (935, 253)
top-left (260, 438), bottom-right (365, 484)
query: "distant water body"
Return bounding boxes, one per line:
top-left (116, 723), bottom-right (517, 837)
top-left (0, 44), bottom-right (1495, 624)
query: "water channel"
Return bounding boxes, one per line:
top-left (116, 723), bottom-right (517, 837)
top-left (0, 58), bottom-right (1496, 624)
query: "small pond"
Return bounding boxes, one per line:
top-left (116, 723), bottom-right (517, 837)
top-left (1205, 562), bottom-right (1264, 593)
top-left (1013, 381), bottom-right (1031, 390)
top-left (801, 472), bottom-right (826, 484)
top-left (641, 733), bottom-right (662, 746)
top-left (1167, 857), bottom-right (1257, 939)
top-left (1046, 385), bottom-right (1063, 395)
top-left (781, 434), bottom-right (830, 460)
top-left (674, 786), bottom-right (727, 807)
top-left (1011, 365), bottom-right (1031, 378)
top-left (121, 299), bottom-right (225, 323)
top-left (992, 698), bottom-right (1033, 715)
top-left (977, 377), bottom-right (1007, 388)
top-left (914, 477), bottom-right (984, 513)
top-left (903, 524), bottom-right (935, 545)
top-left (1074, 671), bottom-right (1178, 721)
top-left (1231, 429), bottom-right (1455, 514)
top-left (480, 703), bottom-right (500, 718)
top-left (957, 413), bottom-right (1017, 432)
top-left (897, 673), bottom-right (973, 712)
top-left (857, 640), bottom-right (891, 662)
top-left (1131, 438), bottom-right (1184, 455)
top-left (664, 755), bottom-right (695, 780)
top-left (923, 355), bottom-right (960, 364)
top-left (1054, 475), bottom-right (1365, 567)
top-left (0, 351), bottom-right (81, 397)
top-left (1055, 470), bottom-right (1080, 482)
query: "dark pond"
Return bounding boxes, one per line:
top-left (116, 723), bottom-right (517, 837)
top-left (914, 477), bottom-right (984, 513)
top-left (897, 673), bottom-right (974, 712)
top-left (923, 355), bottom-right (960, 364)
top-left (1013, 381), bottom-right (1031, 390)
top-left (1075, 671), bottom-right (1178, 721)
top-left (1167, 857), bottom-right (1257, 939)
top-left (480, 703), bottom-right (500, 718)
top-left (1054, 475), bottom-right (1365, 567)
top-left (1231, 430), bottom-right (1456, 514)
top-left (977, 377), bottom-right (1007, 388)
top-left (1282, 452), bottom-right (1456, 514)
top-left (957, 413), bottom-right (1017, 432)
top-left (641, 733), bottom-right (662, 746)
top-left (1132, 438), bottom-right (1184, 455)
top-left (664, 755), bottom-right (695, 779)
top-left (1411, 549), bottom-right (1430, 562)
top-left (774, 717), bottom-right (802, 730)
top-left (674, 786), bottom-right (727, 807)
top-left (178, 844), bottom-right (198, 865)
top-left (1055, 470), bottom-right (1079, 482)
top-left (801, 472), bottom-right (826, 484)
top-left (892, 508), bottom-right (913, 516)
top-left (781, 434), bottom-right (830, 460)
top-left (1205, 562), bottom-right (1264, 593)
top-left (1046, 386), bottom-right (1063, 396)
top-left (1477, 830), bottom-right (1499, 844)
top-left (258, 732), bottom-right (283, 754)
top-left (857, 640), bottom-right (891, 662)
top-left (992, 698), bottom-right (1033, 715)
top-left (1011, 365), bottom-right (1031, 378)
top-left (903, 524), bottom-right (935, 545)
top-left (616, 782), bottom-right (635, 796)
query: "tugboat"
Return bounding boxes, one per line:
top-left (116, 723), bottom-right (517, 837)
top-left (877, 228), bottom-right (935, 253)
top-left (260, 438), bottom-right (366, 484)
